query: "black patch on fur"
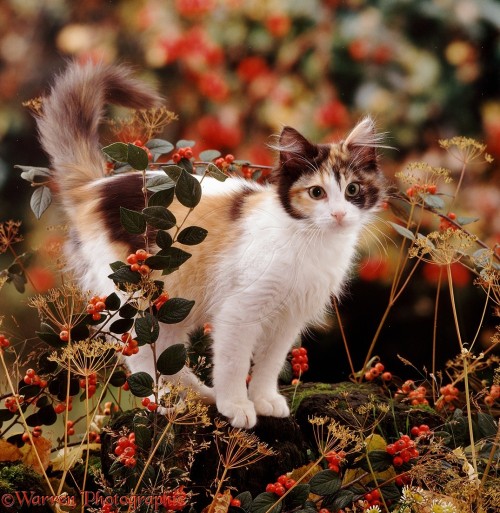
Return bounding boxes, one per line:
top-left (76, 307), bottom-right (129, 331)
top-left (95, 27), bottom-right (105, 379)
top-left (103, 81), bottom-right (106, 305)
top-left (98, 174), bottom-right (151, 252)
top-left (229, 186), bottom-right (257, 221)
top-left (272, 144), bottom-right (330, 220)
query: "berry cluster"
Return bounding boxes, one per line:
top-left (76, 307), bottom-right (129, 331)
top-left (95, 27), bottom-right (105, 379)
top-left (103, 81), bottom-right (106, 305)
top-left (396, 380), bottom-right (429, 406)
top-left (395, 472), bottom-right (411, 487)
top-left (54, 397), bottom-right (73, 414)
top-left (435, 383), bottom-right (459, 411)
top-left (153, 292), bottom-right (170, 310)
top-left (103, 401), bottom-right (118, 416)
top-left (172, 147), bottom-right (193, 163)
top-left (131, 139), bottom-right (153, 161)
top-left (386, 435), bottom-right (419, 467)
top-left (406, 183), bottom-right (437, 197)
top-left (0, 334), bottom-right (10, 348)
top-left (120, 332), bottom-right (139, 356)
top-left (141, 397), bottom-right (159, 411)
top-left (364, 362), bottom-right (392, 382)
top-left (439, 212), bottom-right (457, 231)
top-left (86, 295), bottom-right (107, 321)
top-left (291, 347), bottom-right (308, 377)
top-left (214, 153), bottom-right (235, 170)
top-left (89, 431), bottom-right (101, 443)
top-left (114, 432), bottom-right (138, 468)
top-left (325, 449), bottom-right (346, 472)
top-left (66, 420), bottom-right (75, 437)
top-left (23, 368), bottom-right (48, 388)
top-left (22, 426), bottom-right (42, 444)
top-left (79, 372), bottom-right (97, 398)
top-left (265, 475), bottom-right (296, 496)
top-left (410, 424), bottom-right (432, 437)
top-left (127, 249), bottom-right (152, 275)
top-left (4, 395), bottom-right (21, 413)
top-left (363, 488), bottom-right (382, 509)
top-left (485, 384), bottom-right (500, 407)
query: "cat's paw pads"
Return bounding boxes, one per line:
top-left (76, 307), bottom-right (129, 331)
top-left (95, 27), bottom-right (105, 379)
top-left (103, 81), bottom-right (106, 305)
top-left (217, 399), bottom-right (257, 429)
top-left (252, 394), bottom-right (290, 418)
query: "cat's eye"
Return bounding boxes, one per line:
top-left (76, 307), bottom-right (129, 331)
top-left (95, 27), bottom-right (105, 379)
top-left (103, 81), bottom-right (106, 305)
top-left (345, 182), bottom-right (361, 198)
top-left (308, 186), bottom-right (327, 200)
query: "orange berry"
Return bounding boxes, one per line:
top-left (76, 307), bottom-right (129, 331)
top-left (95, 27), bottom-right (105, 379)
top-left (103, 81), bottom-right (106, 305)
top-left (127, 254), bottom-right (138, 265)
top-left (130, 263), bottom-right (140, 272)
top-left (135, 249), bottom-right (148, 260)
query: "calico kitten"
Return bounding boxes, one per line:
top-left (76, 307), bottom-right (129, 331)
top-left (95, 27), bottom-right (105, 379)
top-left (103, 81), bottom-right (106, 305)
top-left (35, 62), bottom-right (386, 428)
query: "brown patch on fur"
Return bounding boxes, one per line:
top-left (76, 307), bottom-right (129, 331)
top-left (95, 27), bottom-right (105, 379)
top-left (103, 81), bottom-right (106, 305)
top-left (229, 186), bottom-right (258, 221)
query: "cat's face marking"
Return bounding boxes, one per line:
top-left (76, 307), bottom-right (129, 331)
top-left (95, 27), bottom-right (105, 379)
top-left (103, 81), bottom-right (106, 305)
top-left (272, 117), bottom-right (385, 228)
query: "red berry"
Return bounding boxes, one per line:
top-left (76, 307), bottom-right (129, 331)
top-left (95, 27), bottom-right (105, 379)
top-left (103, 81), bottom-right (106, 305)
top-left (374, 362), bottom-right (385, 372)
top-left (411, 426), bottom-right (420, 436)
top-left (393, 456), bottom-right (403, 467)
top-left (59, 330), bottom-right (69, 341)
top-left (130, 263), bottom-right (140, 272)
top-left (141, 397), bottom-right (151, 407)
top-left (184, 148), bottom-right (193, 159)
top-left (55, 403), bottom-right (65, 414)
top-left (127, 254), bottom-right (138, 265)
top-left (173, 153), bottom-right (181, 163)
top-left (485, 395), bottom-right (495, 407)
top-left (67, 428), bottom-right (75, 436)
top-left (225, 154), bottom-right (235, 163)
top-left (382, 372), bottom-right (392, 381)
top-left (277, 475), bottom-right (287, 485)
top-left (147, 402), bottom-right (158, 411)
top-left (265, 484), bottom-right (276, 494)
top-left (124, 457), bottom-right (136, 467)
top-left (285, 478), bottom-right (295, 489)
top-left (22, 432), bottom-right (31, 443)
top-left (386, 444), bottom-right (397, 455)
top-left (122, 381), bottom-right (130, 391)
top-left (230, 499), bottom-right (241, 507)
top-left (274, 485), bottom-right (285, 497)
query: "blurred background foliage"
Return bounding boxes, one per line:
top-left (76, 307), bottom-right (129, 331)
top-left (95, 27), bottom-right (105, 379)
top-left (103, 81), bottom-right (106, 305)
top-left (0, 0), bottom-right (499, 379)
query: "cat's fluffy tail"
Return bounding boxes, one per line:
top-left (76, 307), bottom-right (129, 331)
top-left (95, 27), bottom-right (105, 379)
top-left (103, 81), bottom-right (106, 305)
top-left (35, 61), bottom-right (162, 193)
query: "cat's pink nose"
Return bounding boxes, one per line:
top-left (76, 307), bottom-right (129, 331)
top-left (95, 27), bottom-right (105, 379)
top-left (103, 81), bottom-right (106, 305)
top-left (331, 211), bottom-right (346, 223)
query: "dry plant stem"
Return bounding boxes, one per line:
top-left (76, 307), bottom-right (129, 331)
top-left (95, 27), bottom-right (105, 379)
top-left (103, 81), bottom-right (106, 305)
top-left (332, 297), bottom-right (355, 378)
top-left (470, 281), bottom-right (491, 351)
top-left (364, 446), bottom-right (390, 513)
top-left (447, 264), bottom-right (478, 475)
top-left (127, 420), bottom-right (174, 512)
top-left (0, 349), bottom-right (56, 495)
top-left (448, 161), bottom-right (466, 214)
top-left (481, 420), bottom-right (500, 487)
top-left (432, 268), bottom-right (443, 403)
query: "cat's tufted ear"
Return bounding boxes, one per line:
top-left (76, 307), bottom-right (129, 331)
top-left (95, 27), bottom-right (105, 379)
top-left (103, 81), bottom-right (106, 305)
top-left (277, 126), bottom-right (319, 166)
top-left (344, 116), bottom-right (384, 170)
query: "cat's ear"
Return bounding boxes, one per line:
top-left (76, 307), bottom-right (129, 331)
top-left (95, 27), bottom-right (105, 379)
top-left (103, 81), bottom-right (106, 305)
top-left (344, 116), bottom-right (384, 169)
top-left (277, 126), bottom-right (319, 166)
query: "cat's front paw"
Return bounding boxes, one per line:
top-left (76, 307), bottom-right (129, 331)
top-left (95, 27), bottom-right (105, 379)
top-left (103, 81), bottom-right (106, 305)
top-left (251, 393), bottom-right (290, 418)
top-left (217, 398), bottom-right (257, 429)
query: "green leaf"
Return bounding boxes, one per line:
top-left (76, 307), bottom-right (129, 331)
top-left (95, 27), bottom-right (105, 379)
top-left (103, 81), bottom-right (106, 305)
top-left (119, 303), bottom-right (138, 318)
top-left (323, 489), bottom-right (357, 511)
top-left (127, 143), bottom-right (149, 170)
top-left (146, 139), bottom-right (174, 161)
top-left (30, 186), bottom-right (52, 219)
top-left (109, 318), bottom-right (134, 334)
top-left (199, 149), bottom-right (221, 161)
top-left (175, 169), bottom-right (202, 208)
top-left (162, 165), bottom-right (183, 182)
top-left (120, 207), bottom-right (146, 234)
top-left (205, 163), bottom-right (229, 182)
top-left (134, 424), bottom-right (152, 450)
top-left (143, 206), bottom-right (177, 230)
top-left (157, 298), bottom-right (195, 324)
top-left (102, 142), bottom-right (129, 162)
top-left (477, 412), bottom-right (497, 438)
top-left (252, 169), bottom-right (262, 181)
top-left (177, 226), bottom-right (208, 245)
top-left (38, 351), bottom-right (58, 373)
top-left (361, 450), bottom-right (393, 472)
top-left (235, 492), bottom-right (253, 512)
top-left (178, 157), bottom-right (194, 174)
top-left (457, 216), bottom-right (479, 226)
top-left (15, 165), bottom-right (51, 182)
top-left (127, 372), bottom-right (154, 397)
top-left (285, 484), bottom-right (310, 509)
top-left (146, 175), bottom-right (176, 192)
top-left (309, 469), bottom-right (342, 496)
top-left (148, 187), bottom-right (175, 208)
top-left (388, 221), bottom-right (415, 240)
top-left (38, 405), bottom-right (57, 426)
top-left (109, 261), bottom-right (127, 272)
top-left (380, 483), bottom-right (401, 501)
top-left (105, 292), bottom-right (121, 311)
top-left (146, 247), bottom-right (191, 270)
top-left (422, 193), bottom-right (445, 210)
top-left (135, 313), bottom-right (159, 345)
top-left (109, 370), bottom-right (127, 387)
top-left (36, 322), bottom-right (65, 348)
top-left (156, 230), bottom-right (173, 249)
top-left (0, 409), bottom-right (15, 422)
top-left (176, 139), bottom-right (195, 148)
top-left (157, 344), bottom-right (187, 375)
top-left (108, 266), bottom-right (141, 285)
top-left (250, 493), bottom-right (282, 513)
top-left (388, 196), bottom-right (412, 223)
